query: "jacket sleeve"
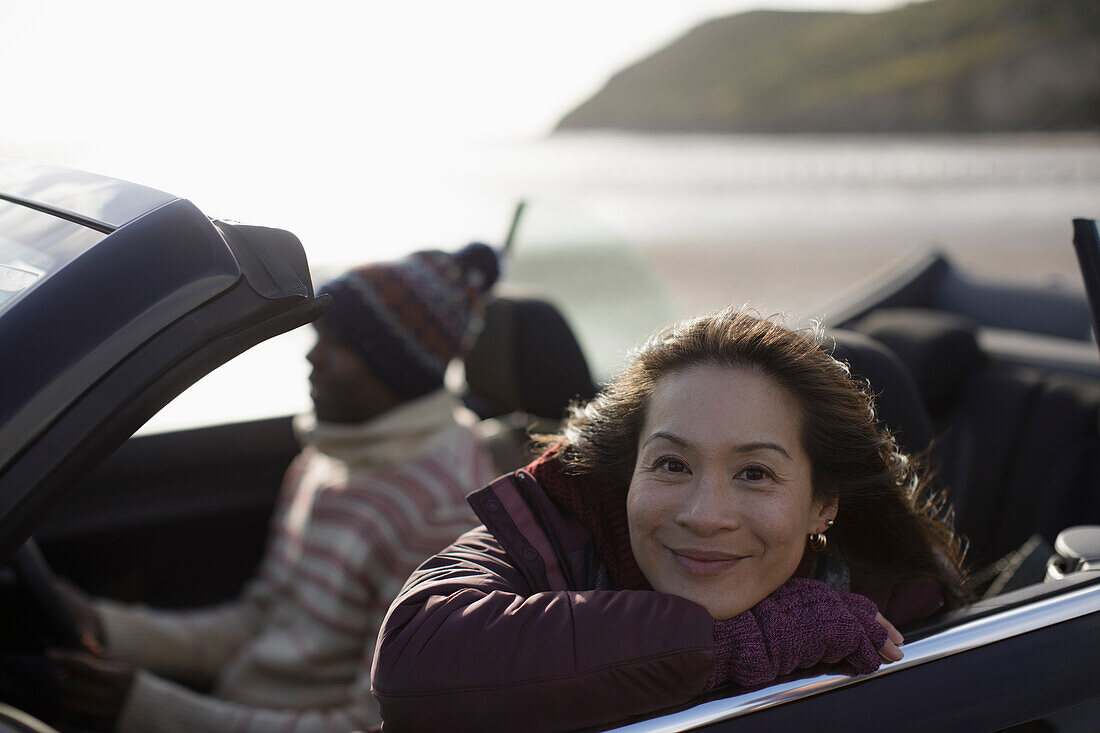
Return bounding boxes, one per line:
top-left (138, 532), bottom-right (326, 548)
top-left (94, 577), bottom-right (271, 686)
top-left (371, 527), bottom-right (716, 733)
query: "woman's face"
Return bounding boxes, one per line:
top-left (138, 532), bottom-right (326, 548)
top-left (627, 364), bottom-right (836, 620)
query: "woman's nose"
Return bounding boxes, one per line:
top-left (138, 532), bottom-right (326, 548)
top-left (674, 474), bottom-right (740, 535)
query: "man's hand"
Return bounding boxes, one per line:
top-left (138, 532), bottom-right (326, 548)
top-left (49, 649), bottom-right (135, 732)
top-left (54, 579), bottom-right (106, 655)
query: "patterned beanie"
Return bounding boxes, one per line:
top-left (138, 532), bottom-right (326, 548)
top-left (318, 242), bottom-right (500, 400)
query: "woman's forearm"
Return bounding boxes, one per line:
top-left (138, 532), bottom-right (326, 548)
top-left (372, 532), bottom-right (714, 732)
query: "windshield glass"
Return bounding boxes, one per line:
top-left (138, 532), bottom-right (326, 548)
top-left (0, 198), bottom-right (105, 316)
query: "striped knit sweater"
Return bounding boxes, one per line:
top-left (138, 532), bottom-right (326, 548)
top-left (96, 390), bottom-right (497, 732)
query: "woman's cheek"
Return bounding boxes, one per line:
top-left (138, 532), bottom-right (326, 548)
top-left (627, 480), bottom-right (675, 565)
top-left (747, 493), bottom-right (807, 551)
top-left (628, 478), bottom-right (670, 521)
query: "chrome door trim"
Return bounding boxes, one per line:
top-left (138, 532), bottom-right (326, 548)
top-left (611, 580), bottom-right (1100, 731)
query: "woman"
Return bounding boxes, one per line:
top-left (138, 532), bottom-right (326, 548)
top-left (371, 309), bottom-right (968, 732)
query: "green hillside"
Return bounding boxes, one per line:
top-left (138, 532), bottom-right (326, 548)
top-left (555, 0), bottom-right (1100, 133)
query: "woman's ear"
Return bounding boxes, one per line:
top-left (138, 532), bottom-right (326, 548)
top-left (812, 496), bottom-right (839, 533)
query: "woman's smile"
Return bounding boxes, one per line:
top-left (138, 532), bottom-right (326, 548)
top-left (666, 546), bottom-right (747, 576)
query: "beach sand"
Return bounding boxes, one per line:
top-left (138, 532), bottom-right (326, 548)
top-left (639, 222), bottom-right (1085, 324)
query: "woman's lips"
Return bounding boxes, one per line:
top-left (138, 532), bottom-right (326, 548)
top-left (667, 547), bottom-right (745, 576)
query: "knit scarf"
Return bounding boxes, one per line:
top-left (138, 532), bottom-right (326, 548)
top-left (293, 389), bottom-right (477, 472)
top-left (524, 450), bottom-right (652, 591)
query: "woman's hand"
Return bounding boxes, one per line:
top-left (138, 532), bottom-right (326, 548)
top-left (876, 612), bottom-right (904, 663)
top-left (708, 577), bottom-right (904, 689)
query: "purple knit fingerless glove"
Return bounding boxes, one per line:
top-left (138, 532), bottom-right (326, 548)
top-left (706, 577), bottom-right (888, 690)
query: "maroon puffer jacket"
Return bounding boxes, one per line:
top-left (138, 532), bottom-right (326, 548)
top-left (371, 470), bottom-right (715, 732)
top-left (371, 467), bottom-right (942, 731)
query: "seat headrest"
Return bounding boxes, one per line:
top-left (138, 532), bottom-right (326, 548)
top-left (826, 329), bottom-right (935, 455)
top-left (464, 294), bottom-right (597, 421)
top-left (854, 308), bottom-right (987, 413)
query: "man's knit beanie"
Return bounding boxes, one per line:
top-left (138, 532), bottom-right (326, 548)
top-left (318, 242), bottom-right (500, 400)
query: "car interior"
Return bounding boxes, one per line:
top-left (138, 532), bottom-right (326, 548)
top-left (851, 307), bottom-right (1100, 570)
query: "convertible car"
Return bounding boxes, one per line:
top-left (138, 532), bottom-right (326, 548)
top-left (1, 158), bottom-right (1099, 732)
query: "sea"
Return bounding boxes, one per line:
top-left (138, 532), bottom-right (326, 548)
top-left (11, 132), bottom-right (1095, 433)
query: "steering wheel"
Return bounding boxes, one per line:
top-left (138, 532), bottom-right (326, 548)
top-left (0, 701), bottom-right (61, 733)
top-left (10, 538), bottom-right (84, 650)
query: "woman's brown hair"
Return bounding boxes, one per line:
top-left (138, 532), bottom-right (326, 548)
top-left (548, 307), bottom-right (969, 609)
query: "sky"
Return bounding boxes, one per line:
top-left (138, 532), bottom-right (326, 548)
top-left (1, 0), bottom-right (909, 265)
top-left (3, 0), bottom-right (904, 149)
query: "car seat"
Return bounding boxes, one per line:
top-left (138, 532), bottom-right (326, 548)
top-left (463, 293), bottom-right (598, 473)
top-left (854, 308), bottom-right (1100, 568)
top-left (826, 329), bottom-right (936, 458)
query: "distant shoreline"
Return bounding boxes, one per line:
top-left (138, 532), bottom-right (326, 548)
top-left (557, 1), bottom-right (1100, 136)
top-left (548, 129), bottom-right (1100, 142)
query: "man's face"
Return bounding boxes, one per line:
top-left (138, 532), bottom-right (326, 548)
top-left (306, 321), bottom-right (402, 424)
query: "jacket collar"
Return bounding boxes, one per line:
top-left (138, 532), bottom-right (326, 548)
top-left (468, 471), bottom-right (599, 592)
top-left (467, 454), bottom-right (652, 593)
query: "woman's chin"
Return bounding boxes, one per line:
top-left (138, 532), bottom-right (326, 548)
top-left (682, 579), bottom-right (792, 620)
top-left (671, 588), bottom-right (759, 620)
top-left (705, 600), bottom-right (757, 621)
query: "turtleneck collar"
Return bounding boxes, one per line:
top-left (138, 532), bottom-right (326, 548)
top-left (293, 389), bottom-right (476, 472)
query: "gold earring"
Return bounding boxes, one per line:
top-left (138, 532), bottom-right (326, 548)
top-left (808, 519), bottom-right (834, 553)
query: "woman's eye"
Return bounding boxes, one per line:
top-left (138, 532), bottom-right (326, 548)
top-left (655, 456), bottom-right (688, 474)
top-left (738, 466), bottom-right (770, 481)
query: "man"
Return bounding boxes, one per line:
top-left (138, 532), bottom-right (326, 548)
top-left (54, 243), bottom-right (501, 732)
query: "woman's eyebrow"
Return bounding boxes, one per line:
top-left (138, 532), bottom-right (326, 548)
top-left (642, 434), bottom-right (792, 461)
top-left (641, 431), bottom-right (688, 449)
top-left (732, 442), bottom-right (792, 460)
